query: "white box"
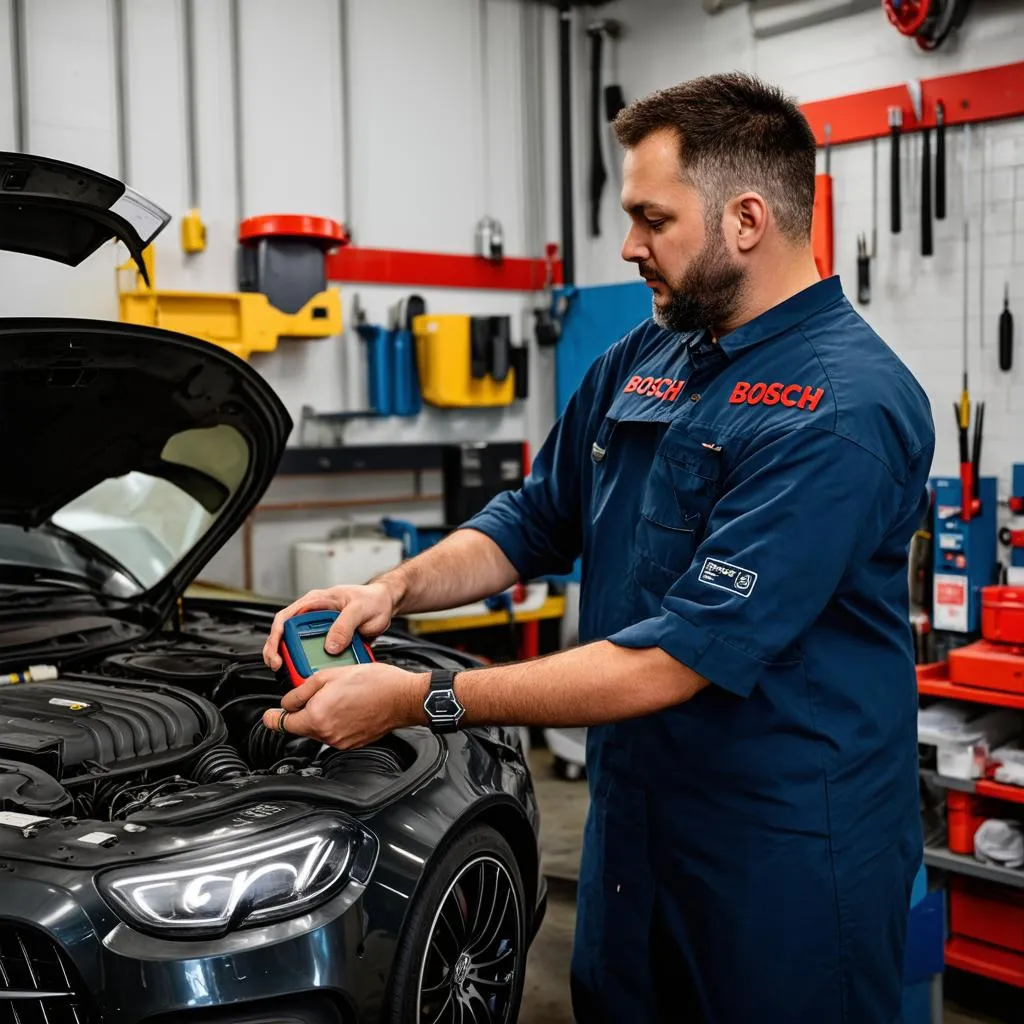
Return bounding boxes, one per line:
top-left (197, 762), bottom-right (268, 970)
top-left (293, 535), bottom-right (404, 595)
top-left (919, 701), bottom-right (1022, 780)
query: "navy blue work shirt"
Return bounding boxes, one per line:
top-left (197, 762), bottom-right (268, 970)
top-left (466, 276), bottom-right (936, 1022)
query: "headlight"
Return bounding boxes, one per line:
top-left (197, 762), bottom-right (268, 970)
top-left (98, 816), bottom-right (377, 939)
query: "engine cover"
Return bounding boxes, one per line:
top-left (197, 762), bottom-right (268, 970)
top-left (0, 679), bottom-right (219, 784)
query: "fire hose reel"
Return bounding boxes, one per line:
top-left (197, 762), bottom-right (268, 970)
top-left (882, 0), bottom-right (972, 51)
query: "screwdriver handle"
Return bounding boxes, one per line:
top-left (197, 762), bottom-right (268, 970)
top-left (936, 101), bottom-right (946, 220)
top-left (1001, 290), bottom-right (1014, 372)
top-left (922, 127), bottom-right (933, 257)
top-left (857, 250), bottom-right (871, 305)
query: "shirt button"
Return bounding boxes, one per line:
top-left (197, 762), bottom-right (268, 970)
top-left (690, 393), bottom-right (702, 402)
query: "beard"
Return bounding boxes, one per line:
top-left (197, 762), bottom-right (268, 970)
top-left (643, 227), bottom-right (745, 335)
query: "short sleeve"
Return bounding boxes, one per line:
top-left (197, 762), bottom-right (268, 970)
top-left (607, 427), bottom-right (906, 697)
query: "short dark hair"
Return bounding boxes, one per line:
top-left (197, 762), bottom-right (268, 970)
top-left (612, 72), bottom-right (817, 242)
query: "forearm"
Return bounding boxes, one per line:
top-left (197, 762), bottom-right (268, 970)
top-left (376, 528), bottom-right (520, 615)
top-left (405, 642), bottom-right (710, 728)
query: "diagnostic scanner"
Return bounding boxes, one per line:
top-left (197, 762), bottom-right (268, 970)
top-left (279, 610), bottom-right (374, 687)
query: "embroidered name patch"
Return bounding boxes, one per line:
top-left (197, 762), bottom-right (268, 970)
top-left (698, 557), bottom-right (758, 597)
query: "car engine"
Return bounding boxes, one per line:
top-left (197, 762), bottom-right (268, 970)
top-left (0, 670), bottom-right (428, 823)
top-left (0, 606), bottom-right (486, 829)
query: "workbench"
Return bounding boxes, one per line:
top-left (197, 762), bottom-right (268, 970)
top-left (400, 595), bottom-right (566, 636)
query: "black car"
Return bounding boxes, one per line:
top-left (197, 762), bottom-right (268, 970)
top-left (0, 153), bottom-right (545, 1024)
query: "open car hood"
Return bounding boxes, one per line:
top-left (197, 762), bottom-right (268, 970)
top-left (0, 152), bottom-right (170, 285)
top-left (0, 320), bottom-right (292, 614)
top-left (0, 154), bottom-right (292, 621)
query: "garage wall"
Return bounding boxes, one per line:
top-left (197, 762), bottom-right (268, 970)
top-left (564, 0), bottom-right (1024, 505)
top-left (0, 0), bottom-right (562, 597)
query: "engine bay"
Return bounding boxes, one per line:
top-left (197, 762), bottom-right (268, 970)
top-left (0, 603), bottom-right (471, 829)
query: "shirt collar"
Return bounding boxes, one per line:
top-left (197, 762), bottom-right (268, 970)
top-left (715, 276), bottom-right (845, 360)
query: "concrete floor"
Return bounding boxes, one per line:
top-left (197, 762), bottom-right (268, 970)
top-left (518, 747), bottom-right (1011, 1023)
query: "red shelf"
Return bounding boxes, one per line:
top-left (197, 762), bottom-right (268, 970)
top-left (325, 247), bottom-right (563, 292)
top-left (917, 663), bottom-right (1024, 711)
top-left (946, 936), bottom-right (1024, 988)
top-left (976, 780), bottom-right (1024, 805)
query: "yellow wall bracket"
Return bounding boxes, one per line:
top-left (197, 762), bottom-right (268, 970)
top-left (180, 209), bottom-right (207, 254)
top-left (117, 247), bottom-right (342, 362)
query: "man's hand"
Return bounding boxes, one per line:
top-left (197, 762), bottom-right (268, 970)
top-left (262, 581), bottom-right (399, 671)
top-left (261, 663), bottom-right (428, 749)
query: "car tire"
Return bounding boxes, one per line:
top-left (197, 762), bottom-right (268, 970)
top-left (387, 824), bottom-right (527, 1024)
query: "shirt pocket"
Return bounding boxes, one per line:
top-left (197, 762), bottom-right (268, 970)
top-left (634, 432), bottom-right (723, 596)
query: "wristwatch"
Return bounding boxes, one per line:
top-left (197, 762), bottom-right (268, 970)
top-left (423, 669), bottom-right (465, 733)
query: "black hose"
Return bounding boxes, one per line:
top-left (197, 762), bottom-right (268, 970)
top-left (192, 744), bottom-right (249, 783)
top-left (321, 746), bottom-right (405, 778)
top-left (559, 0), bottom-right (575, 286)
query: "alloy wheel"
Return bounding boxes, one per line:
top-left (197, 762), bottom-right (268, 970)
top-left (416, 854), bottom-right (523, 1024)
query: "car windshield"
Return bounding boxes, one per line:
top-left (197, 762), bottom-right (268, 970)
top-left (1, 424), bottom-right (251, 595)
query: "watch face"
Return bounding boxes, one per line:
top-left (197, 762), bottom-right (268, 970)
top-left (426, 690), bottom-right (463, 719)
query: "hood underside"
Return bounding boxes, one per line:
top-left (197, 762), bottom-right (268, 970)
top-left (0, 320), bottom-right (292, 611)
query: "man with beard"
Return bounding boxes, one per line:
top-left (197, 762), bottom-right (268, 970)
top-left (262, 73), bottom-right (935, 1022)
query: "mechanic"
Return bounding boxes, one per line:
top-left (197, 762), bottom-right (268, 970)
top-left (263, 72), bottom-right (935, 1023)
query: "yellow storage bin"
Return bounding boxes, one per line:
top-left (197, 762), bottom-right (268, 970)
top-left (413, 314), bottom-right (516, 408)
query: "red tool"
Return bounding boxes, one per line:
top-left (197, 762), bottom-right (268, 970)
top-left (954, 399), bottom-right (984, 523)
top-left (812, 125), bottom-right (834, 278)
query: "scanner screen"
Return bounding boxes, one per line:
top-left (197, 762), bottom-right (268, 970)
top-left (300, 634), bottom-right (357, 670)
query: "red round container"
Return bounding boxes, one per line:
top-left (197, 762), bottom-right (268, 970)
top-left (947, 790), bottom-right (985, 854)
top-left (981, 586), bottom-right (1024, 644)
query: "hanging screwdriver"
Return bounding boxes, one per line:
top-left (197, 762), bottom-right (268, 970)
top-left (921, 119), bottom-right (933, 256)
top-left (1001, 285), bottom-right (1015, 372)
top-left (935, 100), bottom-right (946, 220)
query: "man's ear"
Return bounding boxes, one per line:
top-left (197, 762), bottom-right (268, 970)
top-left (729, 191), bottom-right (769, 253)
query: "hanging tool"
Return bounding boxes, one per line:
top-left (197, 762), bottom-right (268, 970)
top-left (585, 19), bottom-right (624, 237)
top-left (889, 105), bottom-right (903, 234)
top-left (955, 399), bottom-right (985, 523)
top-left (957, 123), bottom-right (974, 520)
top-left (812, 124), bottom-right (834, 279)
top-left (856, 139), bottom-right (878, 306)
top-left (1001, 286), bottom-right (1015, 373)
top-left (180, 0), bottom-right (206, 253)
top-left (935, 100), bottom-right (946, 220)
top-left (904, 79), bottom-right (933, 258)
top-left (857, 235), bottom-right (870, 304)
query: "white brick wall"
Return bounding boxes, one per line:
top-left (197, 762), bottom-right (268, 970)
top-left (568, 0), bottom-right (1024, 512)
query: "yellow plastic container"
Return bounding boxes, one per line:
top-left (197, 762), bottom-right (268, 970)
top-left (413, 314), bottom-right (516, 408)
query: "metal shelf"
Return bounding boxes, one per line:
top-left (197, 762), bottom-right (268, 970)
top-left (923, 845), bottom-right (1024, 889)
top-left (920, 768), bottom-right (1024, 805)
top-left (277, 445), bottom-right (443, 476)
top-left (920, 769), bottom-right (977, 793)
